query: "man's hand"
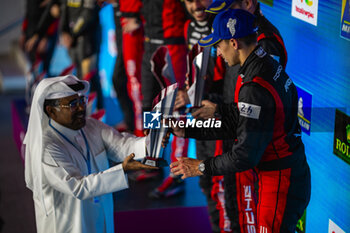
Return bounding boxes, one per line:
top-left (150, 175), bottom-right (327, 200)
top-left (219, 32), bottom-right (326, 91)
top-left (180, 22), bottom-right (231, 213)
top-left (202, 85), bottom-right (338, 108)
top-left (164, 119), bottom-right (185, 137)
top-left (25, 34), bottom-right (39, 52)
top-left (191, 100), bottom-right (217, 119)
top-left (60, 32), bottom-right (73, 48)
top-left (170, 157), bottom-right (203, 179)
top-left (174, 89), bottom-right (190, 110)
top-left (121, 17), bottom-right (140, 34)
top-left (37, 37), bottom-right (48, 54)
top-left (143, 129), bottom-right (149, 136)
top-left (122, 153), bottom-right (159, 171)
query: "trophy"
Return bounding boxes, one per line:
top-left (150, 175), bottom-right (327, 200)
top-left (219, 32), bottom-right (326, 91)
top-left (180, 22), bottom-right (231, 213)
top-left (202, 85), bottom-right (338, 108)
top-left (142, 46), bottom-right (179, 167)
top-left (187, 46), bottom-right (211, 110)
top-left (142, 83), bottom-right (178, 167)
top-left (150, 46), bottom-right (177, 89)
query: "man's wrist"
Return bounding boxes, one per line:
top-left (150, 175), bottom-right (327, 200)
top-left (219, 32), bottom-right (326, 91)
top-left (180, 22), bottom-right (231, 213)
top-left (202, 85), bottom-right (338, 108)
top-left (198, 160), bottom-right (205, 174)
top-left (202, 158), bottom-right (213, 176)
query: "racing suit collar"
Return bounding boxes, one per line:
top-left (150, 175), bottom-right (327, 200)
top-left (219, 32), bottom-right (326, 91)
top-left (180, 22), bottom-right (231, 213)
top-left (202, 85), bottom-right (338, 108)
top-left (238, 45), bottom-right (262, 76)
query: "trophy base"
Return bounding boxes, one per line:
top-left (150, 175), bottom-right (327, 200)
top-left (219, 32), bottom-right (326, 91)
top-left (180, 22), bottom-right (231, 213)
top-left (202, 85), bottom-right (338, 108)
top-left (142, 157), bottom-right (168, 167)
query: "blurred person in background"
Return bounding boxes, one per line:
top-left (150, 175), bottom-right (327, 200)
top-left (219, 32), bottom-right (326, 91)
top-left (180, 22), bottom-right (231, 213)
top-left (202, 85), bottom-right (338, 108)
top-left (21, 0), bottom-right (61, 109)
top-left (110, 0), bottom-right (144, 136)
top-left (59, 0), bottom-right (104, 109)
top-left (140, 0), bottom-right (190, 199)
top-left (21, 0), bottom-right (59, 76)
top-left (106, 0), bottom-right (190, 194)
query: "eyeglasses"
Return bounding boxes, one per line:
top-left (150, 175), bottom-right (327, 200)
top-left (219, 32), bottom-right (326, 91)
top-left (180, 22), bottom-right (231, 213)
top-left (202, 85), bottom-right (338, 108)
top-left (56, 96), bottom-right (88, 111)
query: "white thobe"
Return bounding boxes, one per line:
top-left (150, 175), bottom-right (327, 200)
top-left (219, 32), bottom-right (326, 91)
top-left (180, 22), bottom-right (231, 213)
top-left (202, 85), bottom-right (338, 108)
top-left (34, 117), bottom-right (146, 233)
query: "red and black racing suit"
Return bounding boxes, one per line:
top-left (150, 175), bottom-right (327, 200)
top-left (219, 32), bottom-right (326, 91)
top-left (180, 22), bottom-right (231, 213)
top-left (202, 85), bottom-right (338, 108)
top-left (112, 0), bottom-right (144, 135)
top-left (141, 0), bottom-right (189, 160)
top-left (186, 46), bottom-right (311, 233)
top-left (140, 0), bottom-right (188, 111)
top-left (220, 3), bottom-right (289, 232)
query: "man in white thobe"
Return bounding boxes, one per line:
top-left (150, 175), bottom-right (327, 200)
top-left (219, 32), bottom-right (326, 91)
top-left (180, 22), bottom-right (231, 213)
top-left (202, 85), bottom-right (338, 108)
top-left (24, 75), bottom-right (156, 233)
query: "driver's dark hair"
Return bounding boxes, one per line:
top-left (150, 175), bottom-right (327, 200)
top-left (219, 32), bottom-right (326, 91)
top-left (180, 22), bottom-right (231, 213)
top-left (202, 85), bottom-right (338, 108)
top-left (230, 0), bottom-right (258, 7)
top-left (237, 32), bottom-right (257, 46)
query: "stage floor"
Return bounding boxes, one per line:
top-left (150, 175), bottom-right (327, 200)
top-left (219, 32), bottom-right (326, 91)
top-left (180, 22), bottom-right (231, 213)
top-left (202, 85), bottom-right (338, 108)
top-left (114, 173), bottom-right (212, 233)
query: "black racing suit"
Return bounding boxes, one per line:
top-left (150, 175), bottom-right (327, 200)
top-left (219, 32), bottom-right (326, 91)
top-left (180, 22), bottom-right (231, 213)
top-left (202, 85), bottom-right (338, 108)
top-left (24, 0), bottom-right (47, 40)
top-left (24, 0), bottom-right (58, 74)
top-left (221, 3), bottom-right (289, 232)
top-left (112, 1), bottom-right (135, 131)
top-left (60, 0), bottom-right (103, 108)
top-left (186, 46), bottom-right (311, 233)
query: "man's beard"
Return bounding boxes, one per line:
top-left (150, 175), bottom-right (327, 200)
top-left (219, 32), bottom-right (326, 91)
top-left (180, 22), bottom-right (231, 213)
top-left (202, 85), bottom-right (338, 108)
top-left (72, 110), bottom-right (86, 129)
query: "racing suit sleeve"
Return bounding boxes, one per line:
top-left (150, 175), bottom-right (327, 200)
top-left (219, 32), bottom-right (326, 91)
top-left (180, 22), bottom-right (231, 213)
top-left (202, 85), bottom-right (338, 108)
top-left (202, 82), bottom-right (275, 175)
top-left (35, 0), bottom-right (57, 37)
top-left (59, 1), bottom-right (69, 33)
top-left (119, 0), bottom-right (142, 17)
top-left (25, 0), bottom-right (42, 38)
top-left (259, 38), bottom-right (287, 68)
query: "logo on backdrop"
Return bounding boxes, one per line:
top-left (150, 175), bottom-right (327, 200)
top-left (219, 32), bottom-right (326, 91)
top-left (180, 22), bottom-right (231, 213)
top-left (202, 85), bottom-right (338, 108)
top-left (296, 210), bottom-right (306, 233)
top-left (295, 85), bottom-right (312, 135)
top-left (333, 109), bottom-right (350, 165)
top-left (340, 0), bottom-right (350, 41)
top-left (303, 0), bottom-right (313, 6)
top-left (328, 219), bottom-right (345, 233)
top-left (107, 29), bottom-right (117, 57)
top-left (291, 0), bottom-right (319, 26)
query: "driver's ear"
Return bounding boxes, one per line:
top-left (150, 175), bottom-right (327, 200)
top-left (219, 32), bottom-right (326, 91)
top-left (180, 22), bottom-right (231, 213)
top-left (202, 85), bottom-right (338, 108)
top-left (46, 105), bottom-right (57, 118)
top-left (242, 0), bottom-right (254, 11)
top-left (230, 38), bottom-right (239, 50)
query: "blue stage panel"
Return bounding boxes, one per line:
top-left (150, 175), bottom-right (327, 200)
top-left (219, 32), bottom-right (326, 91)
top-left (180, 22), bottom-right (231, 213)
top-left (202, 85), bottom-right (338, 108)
top-left (261, 0), bottom-right (350, 231)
